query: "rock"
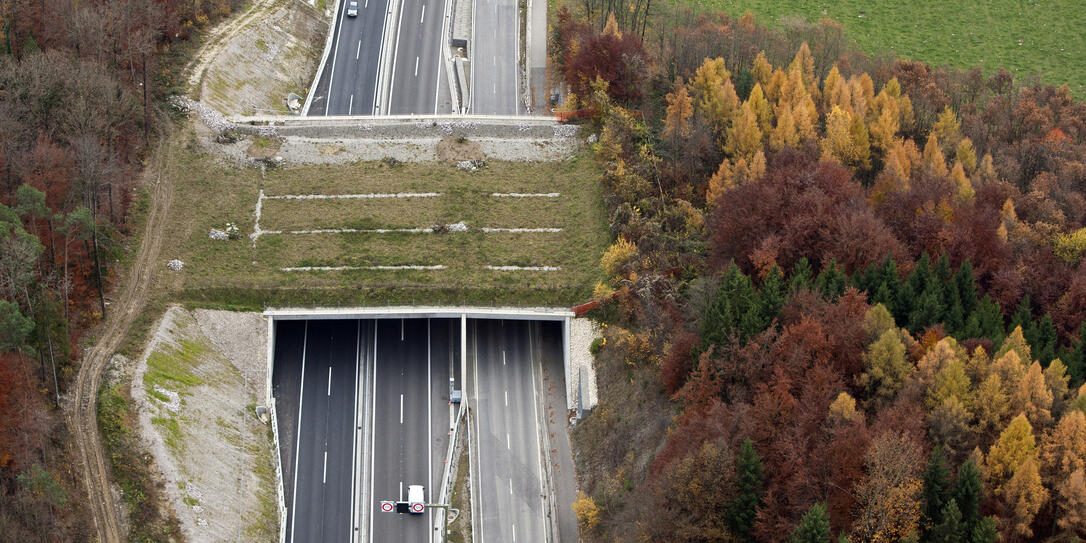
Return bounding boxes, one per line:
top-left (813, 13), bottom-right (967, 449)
top-left (209, 228), bottom-right (229, 241)
top-left (167, 259), bottom-right (184, 271)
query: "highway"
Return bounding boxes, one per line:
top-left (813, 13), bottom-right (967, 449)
top-left (308, 0), bottom-right (390, 115)
top-left (385, 0), bottom-right (452, 114)
top-left (470, 0), bottom-right (520, 114)
top-left (470, 319), bottom-right (548, 543)
top-left (274, 319), bottom-right (365, 542)
top-left (274, 318), bottom-right (456, 542)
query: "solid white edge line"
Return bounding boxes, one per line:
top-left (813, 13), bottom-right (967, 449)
top-left (528, 323), bottom-right (547, 541)
top-left (350, 320), bottom-right (362, 543)
top-left (289, 321), bottom-right (309, 543)
top-left (325, 0), bottom-right (349, 114)
top-left (472, 321), bottom-right (483, 543)
top-left (427, 318), bottom-right (434, 543)
top-left (386, 0), bottom-right (407, 113)
top-left (368, 322), bottom-right (379, 543)
top-left (468, 0), bottom-right (477, 113)
top-left (433, 0), bottom-right (446, 115)
top-left (513, 0), bottom-right (519, 115)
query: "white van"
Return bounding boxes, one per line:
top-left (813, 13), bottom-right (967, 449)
top-left (407, 485), bottom-right (425, 514)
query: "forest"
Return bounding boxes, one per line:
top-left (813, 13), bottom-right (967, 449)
top-left (557, 3), bottom-right (1086, 542)
top-left (0, 0), bottom-right (245, 538)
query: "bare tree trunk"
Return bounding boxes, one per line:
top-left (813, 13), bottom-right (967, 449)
top-left (91, 224), bottom-right (106, 319)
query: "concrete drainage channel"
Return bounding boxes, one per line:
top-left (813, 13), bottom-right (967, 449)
top-left (264, 306), bottom-right (590, 543)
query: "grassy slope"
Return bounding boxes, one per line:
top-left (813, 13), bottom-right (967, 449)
top-left (699, 0), bottom-right (1086, 96)
top-left (155, 130), bottom-right (609, 309)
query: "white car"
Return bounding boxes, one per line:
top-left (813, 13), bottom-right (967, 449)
top-left (347, 1), bottom-right (358, 16)
top-left (407, 485), bottom-right (425, 514)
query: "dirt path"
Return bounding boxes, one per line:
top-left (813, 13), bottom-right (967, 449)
top-left (68, 134), bottom-right (176, 543)
top-left (186, 0), bottom-right (280, 98)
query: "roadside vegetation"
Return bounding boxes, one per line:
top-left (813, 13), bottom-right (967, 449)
top-left (556, 0), bottom-right (1086, 541)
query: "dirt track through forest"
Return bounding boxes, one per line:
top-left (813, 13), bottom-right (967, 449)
top-left (69, 135), bottom-right (175, 542)
top-left (70, 2), bottom-right (281, 538)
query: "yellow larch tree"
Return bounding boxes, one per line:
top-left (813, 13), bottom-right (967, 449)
top-left (1055, 469), bottom-right (1086, 534)
top-left (1041, 409), bottom-right (1086, 486)
top-left (751, 50), bottom-right (773, 88)
top-left (821, 106), bottom-right (870, 170)
top-left (706, 157), bottom-right (735, 206)
top-left (769, 102), bottom-right (799, 151)
top-left (822, 64), bottom-right (843, 111)
top-left (986, 413), bottom-right (1038, 497)
top-left (1001, 457), bottom-right (1048, 538)
top-left (1012, 361), bottom-right (1053, 428)
top-left (746, 83), bottom-right (774, 133)
top-left (688, 57), bottom-right (738, 132)
top-left (767, 68), bottom-right (788, 105)
top-left (931, 105), bottom-right (963, 155)
top-left (869, 106), bottom-right (900, 155)
top-left (975, 374), bottom-right (1010, 434)
top-left (662, 84), bottom-right (694, 139)
top-left (788, 42), bottom-right (816, 92)
top-left (956, 137), bottom-right (977, 174)
top-left (849, 73), bottom-right (875, 118)
top-left (724, 102), bottom-right (763, 161)
top-left (950, 161), bottom-right (975, 201)
top-left (829, 392), bottom-right (862, 425)
top-left (923, 133), bottom-right (949, 178)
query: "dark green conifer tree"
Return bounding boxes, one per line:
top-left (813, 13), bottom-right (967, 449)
top-left (963, 295), bottom-right (1004, 346)
top-left (930, 499), bottom-right (964, 543)
top-left (898, 254), bottom-right (933, 326)
top-left (758, 266), bottom-right (786, 330)
top-left (789, 257), bottom-right (814, 294)
top-left (1030, 314), bottom-right (1057, 366)
top-left (789, 503), bottom-right (830, 543)
top-left (726, 439), bottom-right (764, 542)
top-left (952, 460), bottom-right (982, 535)
top-left (1008, 295), bottom-right (1033, 338)
top-left (969, 516), bottom-right (998, 543)
top-left (1058, 322), bottom-right (1086, 387)
top-left (921, 447), bottom-right (951, 538)
top-left (815, 259), bottom-right (848, 300)
top-left (953, 260), bottom-right (978, 317)
top-left (701, 263), bottom-right (761, 348)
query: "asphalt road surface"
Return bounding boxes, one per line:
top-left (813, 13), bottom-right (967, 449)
top-left (470, 319), bottom-right (547, 543)
top-left (470, 0), bottom-right (520, 114)
top-left (308, 0), bottom-right (390, 115)
top-left (275, 318), bottom-right (456, 543)
top-left (275, 320), bottom-right (365, 542)
top-left (386, 0), bottom-right (452, 114)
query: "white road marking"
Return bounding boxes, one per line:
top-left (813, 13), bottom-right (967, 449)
top-left (368, 324), bottom-right (378, 543)
top-left (401, 319), bottom-right (405, 341)
top-left (420, 5), bottom-right (425, 23)
top-left (504, 390), bottom-right (508, 406)
top-left (327, 366), bottom-right (333, 396)
top-left (289, 322), bottom-right (309, 543)
top-left (365, 0), bottom-right (368, 7)
top-left (502, 350), bottom-right (505, 365)
top-left (415, 56), bottom-right (420, 77)
top-left (399, 481), bottom-right (403, 500)
top-left (323, 450), bottom-right (328, 484)
top-left (427, 318), bottom-right (434, 543)
top-left (400, 393), bottom-right (404, 424)
top-left (493, 83), bottom-right (496, 94)
top-left (529, 325), bottom-right (547, 538)
top-left (356, 40), bottom-right (362, 59)
top-left (512, 523), bottom-right (517, 543)
top-left (506, 433), bottom-right (510, 449)
top-left (348, 94), bottom-right (354, 115)
top-left (509, 478), bottom-right (513, 494)
top-left (493, 55), bottom-right (496, 66)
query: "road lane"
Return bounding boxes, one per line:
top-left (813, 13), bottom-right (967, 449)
top-left (309, 0), bottom-right (390, 115)
top-left (472, 319), bottom-right (547, 543)
top-left (387, 0), bottom-right (450, 114)
top-left (470, 0), bottom-right (519, 114)
top-left (287, 320), bottom-right (360, 542)
top-left (370, 318), bottom-right (434, 542)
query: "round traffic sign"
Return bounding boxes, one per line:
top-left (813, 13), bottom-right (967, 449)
top-left (381, 501), bottom-right (394, 512)
top-left (411, 503), bottom-right (424, 513)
